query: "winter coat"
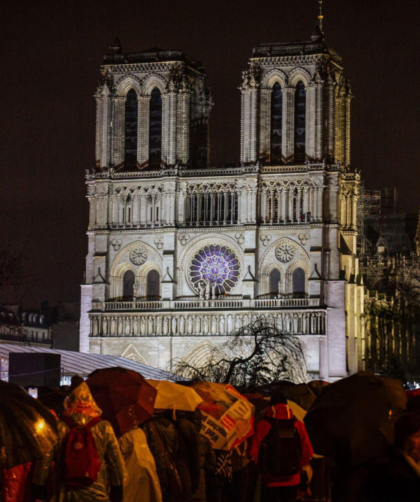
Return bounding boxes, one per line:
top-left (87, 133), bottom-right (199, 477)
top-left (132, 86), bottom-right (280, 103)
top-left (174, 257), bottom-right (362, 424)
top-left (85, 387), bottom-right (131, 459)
top-left (34, 383), bottom-right (126, 502)
top-left (142, 416), bottom-right (179, 501)
top-left (174, 418), bottom-right (201, 497)
top-left (119, 428), bottom-right (162, 502)
top-left (249, 403), bottom-right (313, 487)
top-left (192, 435), bottom-right (216, 502)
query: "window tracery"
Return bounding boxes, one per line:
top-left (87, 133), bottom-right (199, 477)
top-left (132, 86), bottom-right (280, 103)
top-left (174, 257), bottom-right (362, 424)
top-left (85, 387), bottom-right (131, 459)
top-left (124, 89), bottom-right (138, 169)
top-left (271, 82), bottom-right (283, 164)
top-left (294, 82), bottom-right (306, 163)
top-left (185, 183), bottom-right (239, 226)
top-left (189, 245), bottom-right (240, 297)
top-left (149, 87), bottom-right (162, 167)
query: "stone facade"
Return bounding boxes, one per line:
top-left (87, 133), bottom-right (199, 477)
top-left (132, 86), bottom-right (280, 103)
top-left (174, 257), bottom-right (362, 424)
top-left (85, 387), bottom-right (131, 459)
top-left (80, 33), bottom-right (364, 381)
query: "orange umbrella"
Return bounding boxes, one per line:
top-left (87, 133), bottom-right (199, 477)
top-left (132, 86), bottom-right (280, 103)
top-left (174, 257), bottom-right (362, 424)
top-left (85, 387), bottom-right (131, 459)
top-left (192, 381), bottom-right (255, 450)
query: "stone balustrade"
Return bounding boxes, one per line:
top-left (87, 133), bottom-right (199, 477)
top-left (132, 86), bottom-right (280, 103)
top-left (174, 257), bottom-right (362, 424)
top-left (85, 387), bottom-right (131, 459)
top-left (92, 297), bottom-right (320, 312)
top-left (89, 309), bottom-right (326, 338)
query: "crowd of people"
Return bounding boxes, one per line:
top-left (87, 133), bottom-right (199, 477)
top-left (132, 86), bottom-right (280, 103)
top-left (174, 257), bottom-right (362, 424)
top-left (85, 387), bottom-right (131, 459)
top-left (1, 374), bottom-right (420, 502)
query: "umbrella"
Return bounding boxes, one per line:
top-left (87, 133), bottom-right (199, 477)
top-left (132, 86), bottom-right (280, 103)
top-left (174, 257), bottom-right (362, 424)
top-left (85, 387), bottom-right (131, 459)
top-left (36, 386), bottom-right (68, 416)
top-left (87, 367), bottom-right (157, 436)
top-left (193, 381), bottom-right (254, 450)
top-left (147, 380), bottom-right (203, 412)
top-left (304, 372), bottom-right (403, 466)
top-left (0, 381), bottom-right (59, 469)
top-left (308, 380), bottom-right (330, 396)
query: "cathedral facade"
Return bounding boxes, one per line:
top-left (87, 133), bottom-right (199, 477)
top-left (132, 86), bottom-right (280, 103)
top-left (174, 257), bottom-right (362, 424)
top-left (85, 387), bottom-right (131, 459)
top-left (81, 27), bottom-right (364, 381)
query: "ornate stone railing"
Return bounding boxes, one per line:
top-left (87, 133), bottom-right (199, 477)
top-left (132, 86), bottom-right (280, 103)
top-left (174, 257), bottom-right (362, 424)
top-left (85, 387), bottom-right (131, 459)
top-left (89, 309), bottom-right (327, 338)
top-left (93, 297), bottom-right (320, 312)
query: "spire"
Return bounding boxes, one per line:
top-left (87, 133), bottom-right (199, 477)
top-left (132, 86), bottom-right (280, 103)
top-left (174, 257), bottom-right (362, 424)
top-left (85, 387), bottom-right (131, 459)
top-left (311, 0), bottom-right (325, 42)
top-left (318, 0), bottom-right (324, 33)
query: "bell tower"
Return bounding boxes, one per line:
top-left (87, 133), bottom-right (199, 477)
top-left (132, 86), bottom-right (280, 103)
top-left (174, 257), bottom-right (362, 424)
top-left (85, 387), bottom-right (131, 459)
top-left (95, 39), bottom-right (212, 171)
top-left (240, 7), bottom-right (352, 167)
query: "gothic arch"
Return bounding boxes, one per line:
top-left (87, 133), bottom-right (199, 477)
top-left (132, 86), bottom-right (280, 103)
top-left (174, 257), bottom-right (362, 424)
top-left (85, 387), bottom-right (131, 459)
top-left (115, 75), bottom-right (142, 97)
top-left (261, 69), bottom-right (288, 89)
top-left (178, 233), bottom-right (244, 296)
top-left (110, 240), bottom-right (162, 298)
top-left (138, 262), bottom-right (163, 299)
top-left (141, 74), bottom-right (167, 96)
top-left (179, 341), bottom-right (224, 370)
top-left (259, 237), bottom-right (310, 297)
top-left (288, 67), bottom-right (312, 88)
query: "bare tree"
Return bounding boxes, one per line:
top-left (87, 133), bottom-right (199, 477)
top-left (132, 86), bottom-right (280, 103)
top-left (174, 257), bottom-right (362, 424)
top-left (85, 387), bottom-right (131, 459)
top-left (173, 320), bottom-right (307, 387)
top-left (0, 247), bottom-right (30, 291)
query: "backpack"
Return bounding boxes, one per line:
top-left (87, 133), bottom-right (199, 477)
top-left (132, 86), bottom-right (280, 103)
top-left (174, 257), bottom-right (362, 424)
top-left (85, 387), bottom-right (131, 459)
top-left (62, 416), bottom-right (102, 487)
top-left (258, 417), bottom-right (301, 477)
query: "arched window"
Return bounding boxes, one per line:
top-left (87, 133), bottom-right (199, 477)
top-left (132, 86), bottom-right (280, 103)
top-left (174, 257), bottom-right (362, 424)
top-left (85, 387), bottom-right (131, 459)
top-left (123, 270), bottom-right (135, 299)
top-left (293, 268), bottom-right (306, 298)
top-left (294, 82), bottom-right (306, 163)
top-left (124, 89), bottom-right (138, 169)
top-left (271, 82), bottom-right (283, 164)
top-left (149, 88), bottom-right (162, 167)
top-left (269, 269), bottom-right (281, 297)
top-left (147, 270), bottom-right (160, 299)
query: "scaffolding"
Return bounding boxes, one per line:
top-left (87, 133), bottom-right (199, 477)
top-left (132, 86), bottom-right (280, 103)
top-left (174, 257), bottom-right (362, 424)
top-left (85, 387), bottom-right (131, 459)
top-left (357, 182), bottom-right (381, 256)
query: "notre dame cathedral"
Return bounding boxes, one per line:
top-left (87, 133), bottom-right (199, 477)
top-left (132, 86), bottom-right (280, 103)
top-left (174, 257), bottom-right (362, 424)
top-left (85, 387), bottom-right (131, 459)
top-left (80, 18), bottom-right (364, 381)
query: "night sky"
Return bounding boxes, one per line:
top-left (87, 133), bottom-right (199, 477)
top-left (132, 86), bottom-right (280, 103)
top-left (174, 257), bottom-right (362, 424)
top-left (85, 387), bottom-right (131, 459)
top-left (1, 0), bottom-right (420, 308)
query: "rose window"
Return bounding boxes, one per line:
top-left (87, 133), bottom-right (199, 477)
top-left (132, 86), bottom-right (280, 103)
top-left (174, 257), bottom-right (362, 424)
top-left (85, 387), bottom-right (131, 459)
top-left (276, 242), bottom-right (296, 263)
top-left (130, 246), bottom-right (148, 266)
top-left (190, 245), bottom-right (241, 295)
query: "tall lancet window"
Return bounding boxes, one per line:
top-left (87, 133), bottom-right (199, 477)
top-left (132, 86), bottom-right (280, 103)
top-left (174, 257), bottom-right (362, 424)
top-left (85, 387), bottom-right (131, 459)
top-left (271, 82), bottom-right (283, 164)
top-left (294, 81), bottom-right (306, 163)
top-left (149, 88), bottom-right (162, 167)
top-left (124, 89), bottom-right (138, 169)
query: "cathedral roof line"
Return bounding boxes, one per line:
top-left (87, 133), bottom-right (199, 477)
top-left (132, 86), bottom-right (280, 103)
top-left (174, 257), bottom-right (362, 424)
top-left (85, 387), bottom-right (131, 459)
top-left (103, 45), bottom-right (205, 73)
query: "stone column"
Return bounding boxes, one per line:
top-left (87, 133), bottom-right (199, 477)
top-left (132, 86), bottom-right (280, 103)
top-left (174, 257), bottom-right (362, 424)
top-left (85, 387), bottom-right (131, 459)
top-left (177, 90), bottom-right (190, 165)
top-left (112, 96), bottom-right (125, 167)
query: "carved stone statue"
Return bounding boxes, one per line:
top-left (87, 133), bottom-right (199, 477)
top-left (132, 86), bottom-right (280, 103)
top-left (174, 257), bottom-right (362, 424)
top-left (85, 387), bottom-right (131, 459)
top-left (172, 316), bottom-right (177, 335)
top-left (220, 315), bottom-right (225, 334)
top-left (148, 316), bottom-right (154, 335)
top-left (195, 316), bottom-right (201, 334)
top-left (118, 317), bottom-right (123, 336)
top-left (205, 280), bottom-right (211, 300)
top-left (110, 316), bottom-right (116, 335)
top-left (125, 316), bottom-right (131, 336)
top-left (227, 314), bottom-right (233, 333)
top-left (197, 281), bottom-right (205, 300)
top-left (163, 316), bottom-right (169, 335)
top-left (211, 315), bottom-right (217, 334)
top-left (179, 316), bottom-right (185, 333)
top-left (140, 317), bottom-right (146, 336)
top-left (133, 317), bottom-right (138, 335)
top-left (188, 316), bottom-right (193, 334)
top-left (102, 317), bottom-right (108, 336)
top-left (211, 283), bottom-right (217, 300)
top-left (203, 315), bottom-right (209, 334)
top-left (156, 316), bottom-right (162, 335)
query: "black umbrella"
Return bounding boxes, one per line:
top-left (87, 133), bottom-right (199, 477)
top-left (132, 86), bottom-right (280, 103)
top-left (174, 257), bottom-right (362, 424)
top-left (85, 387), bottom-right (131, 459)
top-left (304, 372), bottom-right (404, 466)
top-left (0, 381), bottom-right (59, 469)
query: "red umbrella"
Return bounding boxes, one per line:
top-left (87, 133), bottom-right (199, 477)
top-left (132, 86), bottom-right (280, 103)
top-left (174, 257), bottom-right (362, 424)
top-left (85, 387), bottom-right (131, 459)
top-left (87, 367), bottom-right (157, 436)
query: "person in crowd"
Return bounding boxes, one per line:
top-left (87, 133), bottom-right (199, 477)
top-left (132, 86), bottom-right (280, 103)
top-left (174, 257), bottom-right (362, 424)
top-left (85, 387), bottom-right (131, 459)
top-left (142, 412), bottom-right (182, 502)
top-left (191, 410), bottom-right (216, 502)
top-left (206, 449), bottom-right (233, 502)
top-left (69, 375), bottom-right (84, 391)
top-left (33, 382), bottom-right (126, 502)
top-left (362, 412), bottom-right (420, 502)
top-left (249, 390), bottom-right (313, 502)
top-left (225, 439), bottom-right (251, 502)
top-left (119, 426), bottom-right (162, 502)
top-left (173, 410), bottom-right (201, 500)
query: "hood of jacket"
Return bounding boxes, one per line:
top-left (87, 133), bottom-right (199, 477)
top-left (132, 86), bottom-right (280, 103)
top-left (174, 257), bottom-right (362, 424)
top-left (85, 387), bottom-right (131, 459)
top-left (265, 403), bottom-right (295, 420)
top-left (63, 382), bottom-right (102, 425)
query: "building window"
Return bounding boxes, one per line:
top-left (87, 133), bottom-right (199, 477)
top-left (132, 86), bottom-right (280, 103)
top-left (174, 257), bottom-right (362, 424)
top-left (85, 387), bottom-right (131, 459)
top-left (294, 82), bottom-right (306, 163)
top-left (123, 270), bottom-right (135, 299)
top-left (147, 270), bottom-right (160, 299)
top-left (124, 89), bottom-right (138, 169)
top-left (292, 268), bottom-right (306, 298)
top-left (271, 82), bottom-right (283, 164)
top-left (149, 88), bottom-right (162, 168)
top-left (269, 269), bottom-right (281, 297)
